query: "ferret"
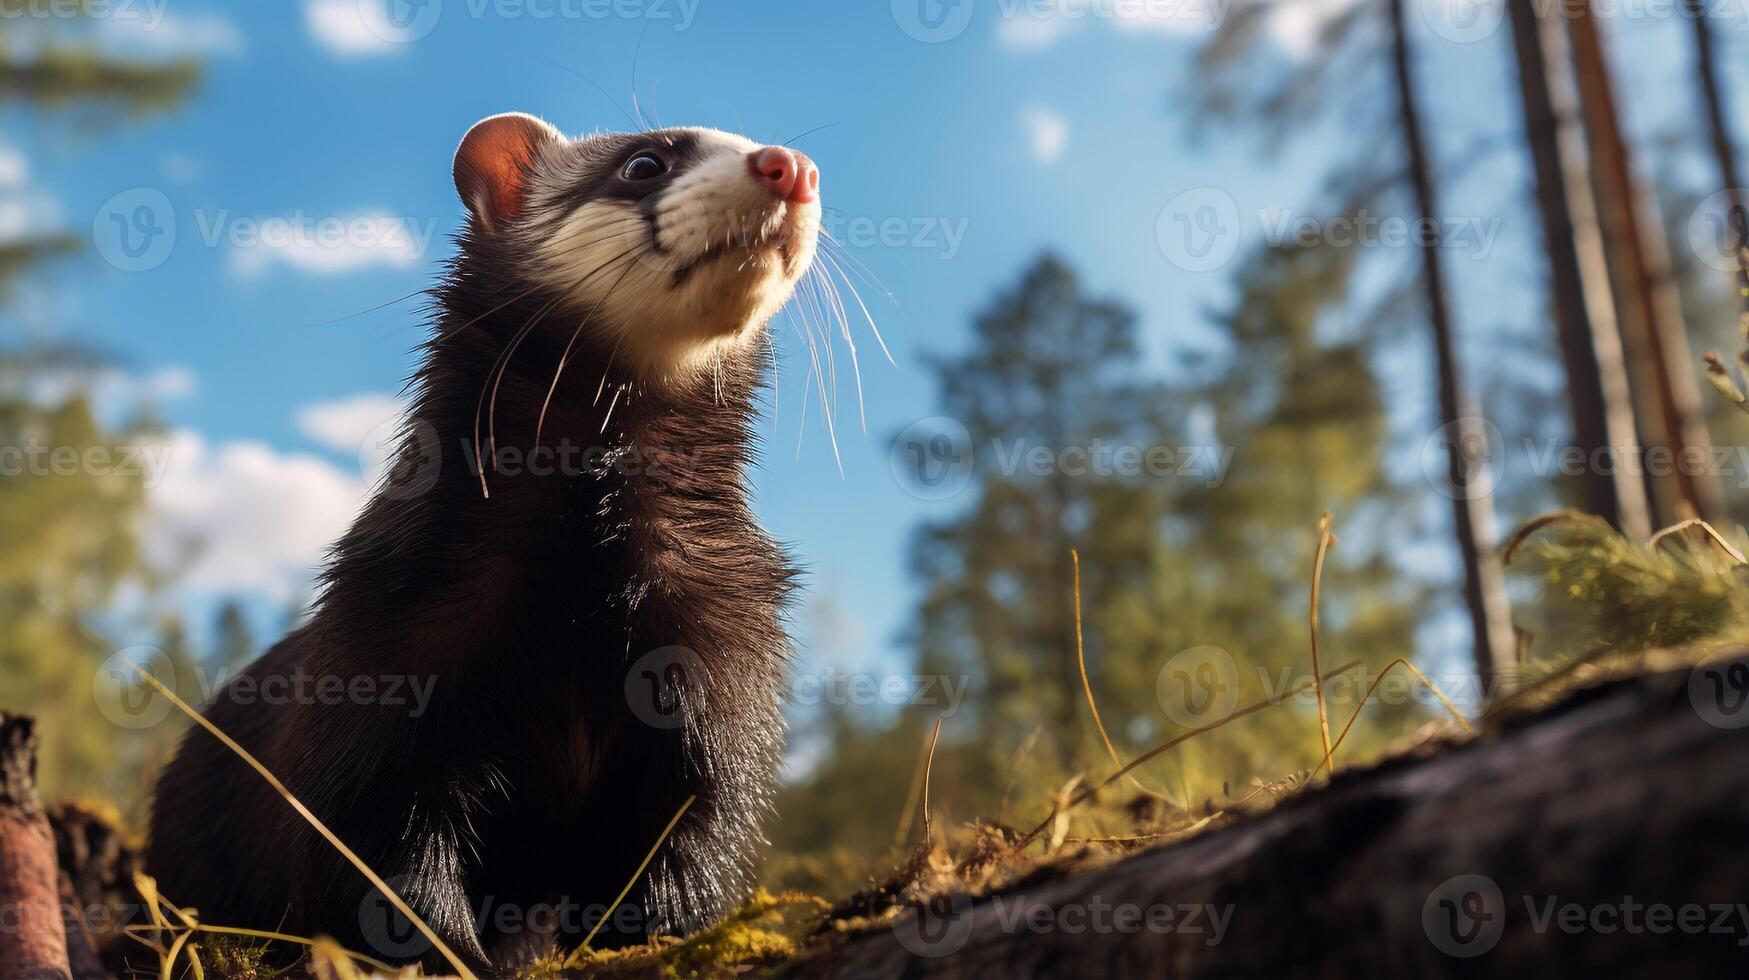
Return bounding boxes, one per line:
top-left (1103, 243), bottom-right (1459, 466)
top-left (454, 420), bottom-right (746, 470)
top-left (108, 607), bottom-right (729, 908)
top-left (146, 113), bottom-right (820, 970)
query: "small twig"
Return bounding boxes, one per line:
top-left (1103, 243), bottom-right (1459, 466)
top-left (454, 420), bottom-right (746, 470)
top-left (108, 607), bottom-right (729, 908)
top-left (1018, 659), bottom-right (1364, 844)
top-left (892, 723), bottom-right (935, 848)
top-left (1501, 510), bottom-right (1611, 567)
top-left (920, 718), bottom-right (944, 843)
top-left (1319, 658), bottom-right (1476, 776)
top-left (1071, 550), bottom-right (1181, 807)
top-left (1309, 515), bottom-right (1337, 775)
top-left (996, 725), bottom-right (1043, 827)
top-left (1648, 518), bottom-right (1748, 565)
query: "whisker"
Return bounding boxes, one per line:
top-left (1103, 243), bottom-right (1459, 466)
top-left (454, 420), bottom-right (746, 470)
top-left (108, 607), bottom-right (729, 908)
top-left (818, 231), bottom-right (898, 305)
top-left (308, 287), bottom-right (428, 327)
top-left (815, 264), bottom-right (868, 432)
top-left (799, 273), bottom-right (838, 419)
top-left (474, 245), bottom-right (641, 497)
top-left (478, 289), bottom-right (571, 492)
top-left (792, 323), bottom-right (814, 459)
top-left (818, 247), bottom-right (897, 367)
top-left (783, 122), bottom-right (838, 147)
top-left (433, 228), bottom-right (643, 349)
top-left (791, 283), bottom-right (843, 475)
top-left (538, 57), bottom-right (639, 130)
top-left (599, 383), bottom-right (624, 434)
top-left (535, 256), bottom-right (642, 448)
top-left (630, 20), bottom-right (652, 132)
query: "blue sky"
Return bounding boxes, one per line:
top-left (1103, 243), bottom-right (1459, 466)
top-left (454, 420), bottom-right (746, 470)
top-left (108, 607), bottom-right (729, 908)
top-left (7, 0), bottom-right (1747, 725)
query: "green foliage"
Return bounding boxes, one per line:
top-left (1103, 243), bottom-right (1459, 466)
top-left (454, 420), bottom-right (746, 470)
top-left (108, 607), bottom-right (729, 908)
top-left (0, 350), bottom-right (194, 805)
top-left (0, 45), bottom-right (198, 113)
top-left (1510, 513), bottom-right (1749, 669)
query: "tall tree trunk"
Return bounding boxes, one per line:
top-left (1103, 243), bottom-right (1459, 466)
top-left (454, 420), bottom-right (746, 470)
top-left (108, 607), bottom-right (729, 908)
top-left (1567, 0), bottom-right (1720, 525)
top-left (1386, 0), bottom-right (1515, 691)
top-left (1505, 0), bottom-right (1652, 540)
top-left (1685, 0), bottom-right (1744, 217)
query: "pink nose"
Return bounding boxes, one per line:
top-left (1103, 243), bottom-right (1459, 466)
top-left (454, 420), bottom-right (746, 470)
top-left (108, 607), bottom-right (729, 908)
top-left (748, 146), bottom-right (819, 204)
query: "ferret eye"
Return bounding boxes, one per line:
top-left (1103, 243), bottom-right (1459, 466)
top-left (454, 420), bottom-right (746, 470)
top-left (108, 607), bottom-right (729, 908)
top-left (621, 153), bottom-right (668, 181)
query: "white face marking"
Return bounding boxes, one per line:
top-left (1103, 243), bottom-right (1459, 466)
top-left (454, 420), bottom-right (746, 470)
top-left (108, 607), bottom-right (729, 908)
top-left (515, 127), bottom-right (820, 383)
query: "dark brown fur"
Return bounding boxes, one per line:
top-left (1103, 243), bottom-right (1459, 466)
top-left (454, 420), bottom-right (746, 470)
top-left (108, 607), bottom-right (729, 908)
top-left (147, 212), bottom-right (796, 970)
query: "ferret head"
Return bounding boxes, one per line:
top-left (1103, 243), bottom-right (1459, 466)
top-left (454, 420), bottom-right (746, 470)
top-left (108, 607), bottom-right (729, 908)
top-left (453, 112), bottom-right (821, 380)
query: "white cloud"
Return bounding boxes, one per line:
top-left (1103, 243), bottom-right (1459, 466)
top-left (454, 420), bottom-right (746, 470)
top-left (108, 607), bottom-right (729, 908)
top-left (227, 213), bottom-right (434, 278)
top-left (996, 11), bottom-right (1077, 49)
top-left (296, 392), bottom-right (406, 455)
top-left (98, 10), bottom-right (247, 59)
top-left (144, 390), bottom-right (419, 604)
top-left (146, 431), bottom-right (369, 603)
top-left (1022, 106), bottom-right (1069, 164)
top-left (0, 144), bottom-right (27, 189)
top-left (305, 0), bottom-right (395, 56)
top-left (1265, 0), bottom-right (1357, 58)
top-left (22, 365), bottom-right (196, 420)
top-left (995, 0), bottom-right (1353, 55)
top-left (159, 153), bottom-right (204, 184)
top-left (997, 0), bottom-right (1219, 50)
top-left (0, 140), bottom-right (58, 245)
top-left (0, 193), bottom-right (59, 243)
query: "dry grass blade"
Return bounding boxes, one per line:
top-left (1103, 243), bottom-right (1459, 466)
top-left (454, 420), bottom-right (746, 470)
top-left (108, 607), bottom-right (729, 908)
top-left (1501, 509), bottom-right (1611, 567)
top-left (892, 722), bottom-right (936, 848)
top-left (1648, 518), bottom-right (1747, 565)
top-left (1047, 775), bottom-right (1084, 855)
top-left (996, 724), bottom-right (1043, 826)
top-left (125, 873), bottom-right (402, 978)
top-left (921, 718), bottom-right (944, 842)
top-left (1071, 550), bottom-right (1182, 808)
top-left (1703, 351), bottom-right (1749, 414)
top-left (568, 794), bottom-right (696, 964)
top-left (1309, 514), bottom-right (1337, 775)
top-left (1019, 659), bottom-right (1363, 843)
top-left (1319, 658), bottom-right (1475, 775)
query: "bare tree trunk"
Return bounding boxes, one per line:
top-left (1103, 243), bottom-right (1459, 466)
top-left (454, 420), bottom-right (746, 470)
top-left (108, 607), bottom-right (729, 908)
top-left (1506, 0), bottom-right (1652, 540)
top-left (1685, 0), bottom-right (1744, 217)
top-left (0, 712), bottom-right (74, 980)
top-left (1567, 0), bottom-right (1720, 525)
top-left (1386, 0), bottom-right (1515, 692)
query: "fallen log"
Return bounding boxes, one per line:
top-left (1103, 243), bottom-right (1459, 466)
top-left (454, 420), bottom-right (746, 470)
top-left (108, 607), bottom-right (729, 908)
top-left (787, 654), bottom-right (1749, 979)
top-left (0, 712), bottom-right (73, 980)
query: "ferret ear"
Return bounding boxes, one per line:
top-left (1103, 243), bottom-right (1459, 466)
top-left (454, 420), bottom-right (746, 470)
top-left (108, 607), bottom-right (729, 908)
top-left (453, 113), bottom-right (560, 233)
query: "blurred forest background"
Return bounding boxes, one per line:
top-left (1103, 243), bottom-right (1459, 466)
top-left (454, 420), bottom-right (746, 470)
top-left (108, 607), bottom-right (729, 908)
top-left (4, 0), bottom-right (1749, 901)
